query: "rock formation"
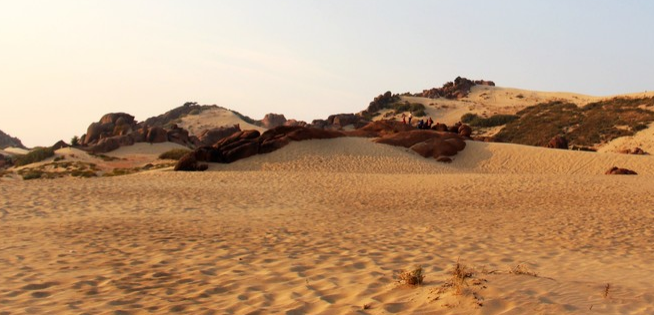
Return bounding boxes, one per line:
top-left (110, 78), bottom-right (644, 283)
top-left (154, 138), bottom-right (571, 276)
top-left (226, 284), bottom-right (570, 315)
top-left (175, 126), bottom-right (345, 171)
top-left (261, 113), bottom-right (287, 129)
top-left (417, 77), bottom-right (495, 99)
top-left (618, 147), bottom-right (648, 155)
top-left (373, 130), bottom-right (467, 161)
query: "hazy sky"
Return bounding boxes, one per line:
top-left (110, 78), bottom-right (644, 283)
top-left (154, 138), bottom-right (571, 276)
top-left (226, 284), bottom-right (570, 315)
top-left (1, 1), bottom-right (653, 147)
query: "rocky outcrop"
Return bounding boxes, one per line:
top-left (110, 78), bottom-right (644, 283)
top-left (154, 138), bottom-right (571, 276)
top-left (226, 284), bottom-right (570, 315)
top-left (327, 114), bottom-right (370, 129)
top-left (52, 140), bottom-right (70, 150)
top-left (417, 77), bottom-right (495, 99)
top-left (374, 130), bottom-right (467, 161)
top-left (362, 91), bottom-right (401, 117)
top-left (0, 129), bottom-right (26, 149)
top-left (261, 113), bottom-right (287, 129)
top-left (197, 125), bottom-right (242, 147)
top-left (605, 167), bottom-right (637, 175)
top-left (547, 136), bottom-right (569, 150)
top-left (175, 126), bottom-right (345, 170)
top-left (82, 113), bottom-right (138, 146)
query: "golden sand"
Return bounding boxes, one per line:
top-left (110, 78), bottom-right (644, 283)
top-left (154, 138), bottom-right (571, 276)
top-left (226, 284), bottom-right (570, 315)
top-left (1, 138), bottom-right (653, 314)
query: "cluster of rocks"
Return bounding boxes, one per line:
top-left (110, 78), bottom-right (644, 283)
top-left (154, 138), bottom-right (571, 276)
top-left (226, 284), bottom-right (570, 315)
top-left (176, 120), bottom-right (471, 171)
top-left (175, 126), bottom-right (345, 171)
top-left (605, 166), bottom-right (637, 175)
top-left (311, 113), bottom-right (371, 130)
top-left (417, 77), bottom-right (495, 100)
top-left (260, 113), bottom-right (308, 129)
top-left (81, 113), bottom-right (195, 153)
top-left (361, 91), bottom-right (401, 117)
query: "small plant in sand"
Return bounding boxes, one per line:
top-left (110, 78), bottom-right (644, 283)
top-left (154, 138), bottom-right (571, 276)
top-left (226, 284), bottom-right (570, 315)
top-left (396, 265), bottom-right (425, 286)
top-left (509, 264), bottom-right (538, 277)
top-left (603, 283), bottom-right (611, 299)
top-left (445, 260), bottom-right (474, 295)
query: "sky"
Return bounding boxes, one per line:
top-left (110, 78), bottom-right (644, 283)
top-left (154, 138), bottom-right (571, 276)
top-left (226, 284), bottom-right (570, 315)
top-left (1, 0), bottom-right (653, 147)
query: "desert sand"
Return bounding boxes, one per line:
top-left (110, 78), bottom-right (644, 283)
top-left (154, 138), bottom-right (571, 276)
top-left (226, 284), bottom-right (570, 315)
top-left (1, 137), bottom-right (653, 315)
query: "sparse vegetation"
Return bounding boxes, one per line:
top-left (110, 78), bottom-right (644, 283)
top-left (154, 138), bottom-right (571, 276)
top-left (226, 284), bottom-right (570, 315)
top-left (391, 101), bottom-right (427, 117)
top-left (90, 154), bottom-right (122, 161)
top-left (13, 147), bottom-right (55, 166)
top-left (396, 265), bottom-right (425, 286)
top-left (159, 149), bottom-right (192, 160)
top-left (508, 264), bottom-right (538, 277)
top-left (495, 97), bottom-right (654, 147)
top-left (444, 260), bottom-right (474, 295)
top-left (22, 170), bottom-right (43, 180)
top-left (603, 283), bottom-right (611, 299)
top-left (461, 113), bottom-right (518, 128)
top-left (71, 136), bottom-right (79, 146)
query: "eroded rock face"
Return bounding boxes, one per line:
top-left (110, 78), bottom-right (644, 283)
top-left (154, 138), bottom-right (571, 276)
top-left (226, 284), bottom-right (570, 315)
top-left (605, 167), bottom-right (637, 175)
top-left (547, 136), bottom-right (569, 150)
top-left (261, 113), bottom-right (287, 129)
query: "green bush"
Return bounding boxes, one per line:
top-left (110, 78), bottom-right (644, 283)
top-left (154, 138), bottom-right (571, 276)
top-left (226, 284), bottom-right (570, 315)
top-left (159, 149), bottom-right (192, 160)
top-left (13, 147), bottom-right (55, 167)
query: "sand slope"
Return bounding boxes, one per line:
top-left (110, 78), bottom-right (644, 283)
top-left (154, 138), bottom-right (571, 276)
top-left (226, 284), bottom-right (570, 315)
top-left (178, 107), bottom-right (266, 137)
top-left (1, 137), bottom-right (653, 314)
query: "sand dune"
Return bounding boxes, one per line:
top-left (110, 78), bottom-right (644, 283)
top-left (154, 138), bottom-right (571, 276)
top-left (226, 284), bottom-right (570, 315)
top-left (1, 137), bottom-right (653, 314)
top-left (178, 107), bottom-right (266, 137)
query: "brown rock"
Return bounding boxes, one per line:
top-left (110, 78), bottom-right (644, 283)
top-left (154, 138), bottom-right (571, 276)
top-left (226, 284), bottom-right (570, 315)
top-left (52, 140), bottom-right (70, 150)
top-left (436, 156), bottom-right (453, 163)
top-left (261, 113), bottom-right (287, 129)
top-left (198, 125), bottom-right (241, 147)
top-left (605, 167), bottom-right (637, 175)
top-left (146, 127), bottom-right (168, 143)
top-left (374, 130), bottom-right (467, 160)
top-left (346, 120), bottom-right (414, 138)
top-left (174, 152), bottom-right (208, 172)
top-left (547, 136), bottom-right (568, 149)
top-left (458, 124), bottom-right (472, 137)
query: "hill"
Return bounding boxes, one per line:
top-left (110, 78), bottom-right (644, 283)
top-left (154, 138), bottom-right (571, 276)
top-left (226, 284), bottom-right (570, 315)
top-left (0, 129), bottom-right (26, 149)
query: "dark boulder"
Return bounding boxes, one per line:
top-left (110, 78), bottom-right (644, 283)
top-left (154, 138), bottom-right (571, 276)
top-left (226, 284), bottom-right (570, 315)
top-left (198, 125), bottom-right (241, 147)
top-left (547, 136), bottom-right (568, 150)
top-left (174, 152), bottom-right (208, 172)
top-left (458, 124), bottom-right (472, 137)
top-left (605, 167), bottom-right (637, 175)
top-left (345, 120), bottom-right (414, 138)
top-left (146, 127), bottom-right (168, 143)
top-left (374, 130), bottom-right (467, 160)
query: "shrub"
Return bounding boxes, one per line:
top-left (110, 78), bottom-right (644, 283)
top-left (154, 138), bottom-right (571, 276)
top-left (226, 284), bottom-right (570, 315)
top-left (396, 265), bottom-right (425, 286)
top-left (460, 113), bottom-right (518, 127)
top-left (159, 149), bottom-right (192, 160)
top-left (13, 147), bottom-right (55, 167)
top-left (22, 170), bottom-right (43, 180)
top-left (71, 136), bottom-right (79, 146)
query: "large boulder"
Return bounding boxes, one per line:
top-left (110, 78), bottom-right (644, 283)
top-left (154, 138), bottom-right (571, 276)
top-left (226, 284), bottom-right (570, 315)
top-left (174, 152), bottom-right (208, 172)
top-left (88, 135), bottom-right (136, 153)
top-left (82, 113), bottom-right (138, 146)
top-left (547, 136), bottom-right (568, 149)
top-left (458, 124), bottom-right (472, 137)
top-left (198, 125), bottom-right (241, 147)
top-left (261, 113), bottom-right (287, 129)
top-left (167, 124), bottom-right (192, 146)
top-left (146, 127), bottom-right (168, 143)
top-left (100, 113), bottom-right (135, 126)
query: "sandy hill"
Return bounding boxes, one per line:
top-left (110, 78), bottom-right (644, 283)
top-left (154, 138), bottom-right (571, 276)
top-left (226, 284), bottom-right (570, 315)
top-left (177, 107), bottom-right (266, 137)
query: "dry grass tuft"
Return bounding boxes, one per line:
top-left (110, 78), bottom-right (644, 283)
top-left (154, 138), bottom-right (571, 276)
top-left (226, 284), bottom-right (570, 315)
top-left (396, 265), bottom-right (425, 286)
top-left (440, 260), bottom-right (474, 295)
top-left (362, 303), bottom-right (371, 310)
top-left (509, 264), bottom-right (538, 277)
top-left (603, 283), bottom-right (611, 299)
